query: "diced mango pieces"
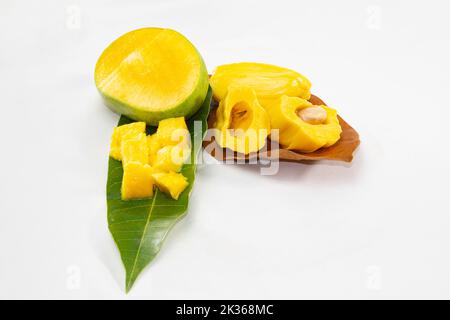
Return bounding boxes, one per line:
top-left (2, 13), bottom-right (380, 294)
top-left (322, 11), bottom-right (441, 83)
top-left (109, 118), bottom-right (192, 201)
top-left (153, 145), bottom-right (188, 173)
top-left (156, 117), bottom-right (191, 147)
top-left (149, 117), bottom-right (191, 174)
top-left (152, 171), bottom-right (189, 200)
top-left (121, 132), bottom-right (148, 166)
top-left (146, 134), bottom-right (161, 166)
top-left (110, 122), bottom-right (146, 160)
top-left (121, 162), bottom-right (154, 200)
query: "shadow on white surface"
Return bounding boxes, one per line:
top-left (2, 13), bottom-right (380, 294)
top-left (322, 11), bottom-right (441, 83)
top-left (226, 148), bottom-right (364, 185)
top-left (88, 204), bottom-right (124, 292)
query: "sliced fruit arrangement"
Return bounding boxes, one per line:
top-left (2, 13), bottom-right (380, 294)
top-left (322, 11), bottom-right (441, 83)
top-left (96, 27), bottom-right (212, 292)
top-left (95, 28), bottom-right (209, 125)
top-left (109, 118), bottom-right (191, 200)
top-left (97, 26), bottom-right (359, 293)
top-left (207, 62), bottom-right (359, 159)
top-left (106, 89), bottom-right (212, 293)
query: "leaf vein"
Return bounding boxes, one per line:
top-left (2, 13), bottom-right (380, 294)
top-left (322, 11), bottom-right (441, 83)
top-left (126, 189), bottom-right (159, 290)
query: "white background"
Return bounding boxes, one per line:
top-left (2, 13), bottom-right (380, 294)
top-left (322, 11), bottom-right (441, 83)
top-left (1, 0), bottom-right (449, 299)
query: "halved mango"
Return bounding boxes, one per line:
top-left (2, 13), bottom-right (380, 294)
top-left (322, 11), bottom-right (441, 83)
top-left (152, 171), bottom-right (189, 200)
top-left (95, 28), bottom-right (208, 125)
top-left (210, 62), bottom-right (311, 102)
top-left (214, 87), bottom-right (270, 154)
top-left (110, 122), bottom-right (146, 160)
top-left (121, 162), bottom-right (154, 200)
top-left (265, 96), bottom-right (342, 152)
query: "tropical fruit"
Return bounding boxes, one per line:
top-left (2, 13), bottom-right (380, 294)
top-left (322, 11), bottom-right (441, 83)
top-left (265, 96), bottom-right (342, 152)
top-left (95, 28), bottom-right (209, 125)
top-left (121, 162), bottom-right (154, 200)
top-left (146, 134), bottom-right (160, 165)
top-left (153, 145), bottom-right (188, 172)
top-left (121, 132), bottom-right (149, 166)
top-left (109, 122), bottom-right (146, 160)
top-left (209, 62), bottom-right (311, 102)
top-left (214, 87), bottom-right (270, 154)
top-left (156, 117), bottom-right (191, 148)
top-left (152, 172), bottom-right (189, 200)
top-left (151, 117), bottom-right (191, 171)
top-left (109, 117), bottom-right (192, 200)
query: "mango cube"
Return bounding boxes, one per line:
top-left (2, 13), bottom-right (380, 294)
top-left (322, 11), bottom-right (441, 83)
top-left (156, 117), bottom-right (191, 148)
top-left (121, 162), bottom-right (154, 200)
top-left (121, 132), bottom-right (148, 166)
top-left (146, 134), bottom-right (161, 165)
top-left (152, 172), bottom-right (189, 200)
top-left (153, 145), bottom-right (190, 173)
top-left (110, 122), bottom-right (146, 160)
top-left (108, 119), bottom-right (191, 202)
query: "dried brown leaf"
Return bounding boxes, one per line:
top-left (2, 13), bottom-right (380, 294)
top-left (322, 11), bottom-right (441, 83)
top-left (202, 94), bottom-right (360, 163)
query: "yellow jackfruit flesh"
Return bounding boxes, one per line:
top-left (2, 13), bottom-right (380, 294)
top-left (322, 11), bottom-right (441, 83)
top-left (121, 132), bottom-right (149, 166)
top-left (214, 86), bottom-right (270, 154)
top-left (266, 96), bottom-right (342, 152)
top-left (110, 122), bottom-right (146, 160)
top-left (210, 62), bottom-right (311, 102)
top-left (152, 172), bottom-right (189, 200)
top-left (121, 162), bottom-right (154, 200)
top-left (153, 145), bottom-right (189, 172)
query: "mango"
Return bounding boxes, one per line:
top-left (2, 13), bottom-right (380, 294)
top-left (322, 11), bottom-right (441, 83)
top-left (110, 122), bottom-right (146, 160)
top-left (121, 162), bottom-right (154, 200)
top-left (146, 134), bottom-right (160, 166)
top-left (156, 117), bottom-right (191, 148)
top-left (121, 132), bottom-right (149, 166)
top-left (153, 145), bottom-right (189, 173)
top-left (151, 117), bottom-right (191, 172)
top-left (214, 86), bottom-right (270, 154)
top-left (95, 28), bottom-right (209, 125)
top-left (152, 172), bottom-right (189, 200)
top-left (110, 117), bottom-right (191, 201)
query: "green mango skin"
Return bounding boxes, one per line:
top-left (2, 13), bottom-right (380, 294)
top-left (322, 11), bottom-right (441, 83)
top-left (97, 55), bottom-right (208, 126)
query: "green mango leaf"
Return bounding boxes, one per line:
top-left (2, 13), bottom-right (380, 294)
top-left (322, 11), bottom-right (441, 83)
top-left (107, 88), bottom-right (212, 292)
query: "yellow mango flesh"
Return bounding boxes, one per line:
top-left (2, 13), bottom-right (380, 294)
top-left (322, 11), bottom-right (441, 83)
top-left (214, 87), bottom-right (270, 154)
top-left (121, 162), bottom-right (154, 200)
top-left (95, 28), bottom-right (208, 125)
top-left (153, 145), bottom-right (189, 173)
top-left (266, 96), bottom-right (342, 152)
top-left (110, 122), bottom-right (146, 160)
top-left (111, 117), bottom-right (191, 201)
top-left (152, 172), bottom-right (189, 200)
top-left (121, 132), bottom-right (149, 166)
top-left (210, 62), bottom-right (311, 102)
top-left (146, 134), bottom-right (160, 166)
top-left (156, 117), bottom-right (191, 148)
top-left (151, 117), bottom-right (191, 172)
